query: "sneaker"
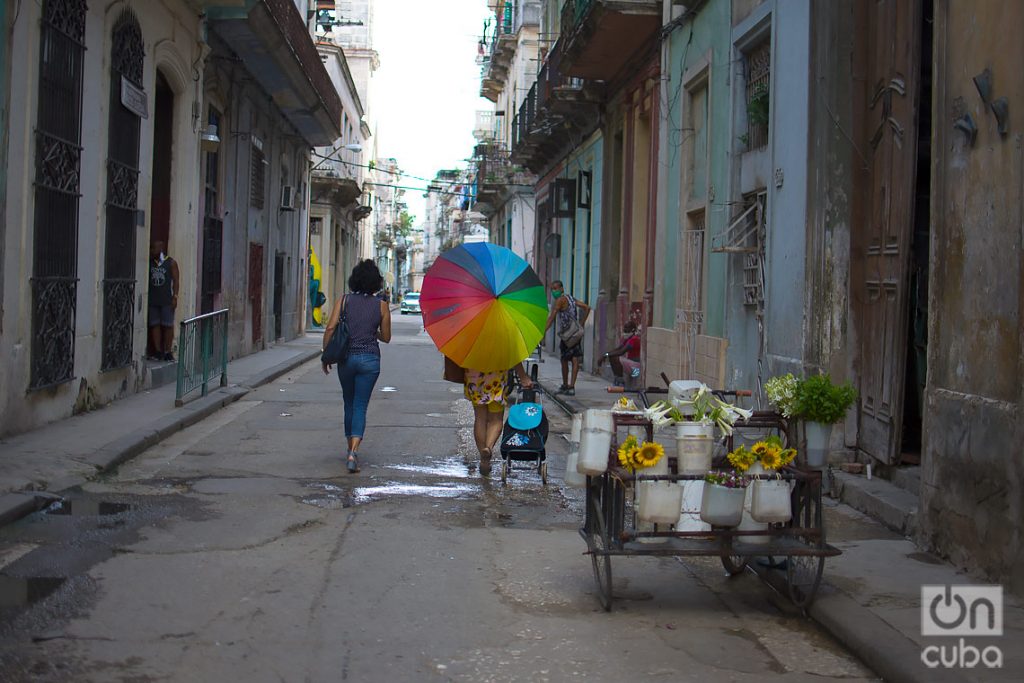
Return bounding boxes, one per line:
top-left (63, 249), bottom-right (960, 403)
top-left (612, 377), bottom-right (625, 387)
top-left (163, 352), bottom-right (175, 362)
top-left (556, 384), bottom-right (569, 393)
top-left (565, 387), bottom-right (575, 396)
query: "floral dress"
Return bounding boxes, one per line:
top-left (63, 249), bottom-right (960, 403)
top-left (464, 369), bottom-right (510, 411)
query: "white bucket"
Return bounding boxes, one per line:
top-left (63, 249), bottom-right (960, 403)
top-left (699, 484), bottom-right (745, 527)
top-left (577, 409), bottom-right (614, 475)
top-left (676, 480), bottom-right (711, 532)
top-left (676, 422), bottom-right (715, 474)
top-left (750, 478), bottom-right (792, 523)
top-left (564, 447), bottom-right (587, 488)
top-left (738, 462), bottom-right (771, 543)
top-left (637, 455), bottom-right (680, 525)
top-left (569, 413), bottom-right (583, 444)
top-left (804, 421), bottom-right (832, 468)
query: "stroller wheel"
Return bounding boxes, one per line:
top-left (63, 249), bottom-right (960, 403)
top-left (540, 462), bottom-right (548, 485)
top-left (501, 460), bottom-right (509, 484)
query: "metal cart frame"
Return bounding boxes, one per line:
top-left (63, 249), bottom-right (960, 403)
top-left (580, 410), bottom-right (840, 612)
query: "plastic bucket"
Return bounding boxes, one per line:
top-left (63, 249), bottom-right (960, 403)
top-left (804, 421), bottom-right (832, 468)
top-left (699, 484), bottom-right (745, 527)
top-left (577, 409), bottom-right (614, 475)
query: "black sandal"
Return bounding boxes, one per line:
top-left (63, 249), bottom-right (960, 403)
top-left (346, 453), bottom-right (360, 473)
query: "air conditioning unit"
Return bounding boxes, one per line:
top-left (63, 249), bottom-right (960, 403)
top-left (280, 185), bottom-right (296, 211)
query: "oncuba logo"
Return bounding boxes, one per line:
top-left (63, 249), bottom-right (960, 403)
top-left (921, 585), bottom-right (1003, 669)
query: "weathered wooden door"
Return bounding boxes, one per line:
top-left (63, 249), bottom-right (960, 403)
top-left (852, 0), bottom-right (921, 464)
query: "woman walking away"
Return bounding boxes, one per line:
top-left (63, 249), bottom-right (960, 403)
top-left (322, 260), bottom-right (392, 473)
top-left (464, 364), bottom-right (533, 475)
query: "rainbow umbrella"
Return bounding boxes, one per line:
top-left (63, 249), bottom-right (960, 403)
top-left (421, 243), bottom-right (547, 372)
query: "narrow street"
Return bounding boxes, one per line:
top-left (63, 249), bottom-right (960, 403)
top-left (0, 316), bottom-right (872, 682)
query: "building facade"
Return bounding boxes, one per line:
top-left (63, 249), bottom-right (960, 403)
top-left (0, 0), bottom-right (341, 437)
top-left (479, 0), bottom-right (1024, 592)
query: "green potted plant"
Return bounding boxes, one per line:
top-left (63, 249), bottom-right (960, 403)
top-left (793, 374), bottom-right (857, 467)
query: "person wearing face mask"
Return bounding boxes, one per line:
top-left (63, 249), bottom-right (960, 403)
top-left (543, 280), bottom-right (590, 396)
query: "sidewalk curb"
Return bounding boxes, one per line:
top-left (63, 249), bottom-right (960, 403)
top-left (751, 566), bottom-right (968, 683)
top-left (238, 348), bottom-right (321, 390)
top-left (536, 379), bottom-right (586, 416)
top-left (0, 347), bottom-right (320, 529)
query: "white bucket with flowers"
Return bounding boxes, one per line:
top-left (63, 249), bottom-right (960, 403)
top-left (618, 433), bottom-right (680, 525)
top-left (726, 436), bottom-right (798, 538)
top-left (699, 470), bottom-right (748, 527)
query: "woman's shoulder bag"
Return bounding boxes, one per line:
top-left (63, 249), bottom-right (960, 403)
top-left (321, 295), bottom-right (350, 365)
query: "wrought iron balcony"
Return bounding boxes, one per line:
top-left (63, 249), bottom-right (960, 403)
top-left (478, 2), bottom-right (540, 101)
top-left (510, 39), bottom-right (601, 173)
top-left (559, 0), bottom-right (661, 80)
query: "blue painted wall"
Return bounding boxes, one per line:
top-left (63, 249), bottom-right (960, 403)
top-left (557, 131), bottom-right (603, 308)
top-left (660, 0), bottom-right (733, 335)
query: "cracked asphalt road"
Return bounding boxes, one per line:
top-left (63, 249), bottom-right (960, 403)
top-left (0, 316), bottom-right (876, 682)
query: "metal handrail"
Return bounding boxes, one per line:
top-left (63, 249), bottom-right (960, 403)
top-left (175, 308), bottom-right (229, 407)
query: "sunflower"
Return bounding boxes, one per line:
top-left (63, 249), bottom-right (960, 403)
top-left (760, 447), bottom-right (782, 471)
top-left (617, 435), bottom-right (640, 470)
top-left (727, 445), bottom-right (756, 473)
top-left (779, 448), bottom-right (797, 467)
top-left (634, 441), bottom-right (665, 469)
top-left (751, 442), bottom-right (770, 457)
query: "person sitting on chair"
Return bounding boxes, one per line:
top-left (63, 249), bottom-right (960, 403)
top-left (597, 321), bottom-right (641, 387)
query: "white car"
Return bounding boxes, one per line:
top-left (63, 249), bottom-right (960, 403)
top-left (400, 292), bottom-right (421, 315)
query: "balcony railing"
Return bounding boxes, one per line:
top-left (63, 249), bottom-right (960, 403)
top-left (510, 39), bottom-right (598, 169)
top-left (558, 0), bottom-right (661, 81)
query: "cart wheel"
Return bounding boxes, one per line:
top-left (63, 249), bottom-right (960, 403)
top-left (786, 555), bottom-right (824, 609)
top-left (539, 462), bottom-right (548, 485)
top-left (501, 460), bottom-right (509, 484)
top-left (721, 555), bottom-right (749, 576)
top-left (588, 494), bottom-right (613, 612)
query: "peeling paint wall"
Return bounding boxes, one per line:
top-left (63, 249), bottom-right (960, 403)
top-left (923, 0), bottom-right (1024, 595)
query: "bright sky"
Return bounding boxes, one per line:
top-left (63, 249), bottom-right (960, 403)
top-left (370, 0), bottom-right (492, 223)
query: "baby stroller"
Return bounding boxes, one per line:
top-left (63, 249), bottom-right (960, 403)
top-left (499, 363), bottom-right (549, 484)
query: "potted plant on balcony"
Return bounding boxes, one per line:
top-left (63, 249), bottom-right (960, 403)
top-left (793, 374), bottom-right (857, 468)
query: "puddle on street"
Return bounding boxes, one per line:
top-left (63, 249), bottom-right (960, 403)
top-left (303, 482), bottom-right (345, 493)
top-left (384, 457), bottom-right (470, 479)
top-left (45, 500), bottom-right (133, 517)
top-left (354, 482), bottom-right (479, 503)
top-left (0, 575), bottom-right (66, 609)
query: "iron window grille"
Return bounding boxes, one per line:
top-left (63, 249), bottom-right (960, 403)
top-left (102, 9), bottom-right (144, 371)
top-left (744, 39), bottom-right (771, 151)
top-left (30, 0), bottom-right (88, 390)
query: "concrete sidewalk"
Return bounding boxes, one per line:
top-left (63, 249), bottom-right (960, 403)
top-left (533, 358), bottom-right (1022, 683)
top-left (0, 334), bottom-right (322, 525)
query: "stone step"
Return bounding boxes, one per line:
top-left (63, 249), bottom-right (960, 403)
top-left (888, 465), bottom-right (921, 495)
top-left (831, 470), bottom-right (918, 537)
top-left (144, 359), bottom-right (178, 390)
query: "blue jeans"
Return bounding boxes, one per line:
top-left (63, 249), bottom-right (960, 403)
top-left (337, 353), bottom-right (381, 439)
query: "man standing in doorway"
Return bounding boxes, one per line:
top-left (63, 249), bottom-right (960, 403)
top-left (543, 280), bottom-right (590, 396)
top-left (148, 240), bottom-right (179, 361)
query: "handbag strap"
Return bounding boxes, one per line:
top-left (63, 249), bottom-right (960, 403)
top-left (340, 294), bottom-right (348, 322)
